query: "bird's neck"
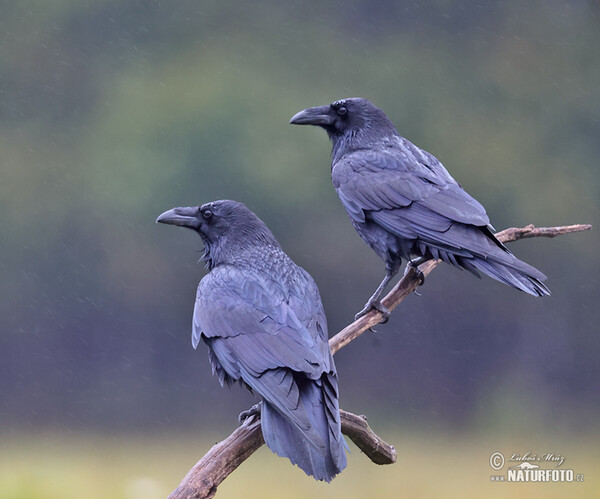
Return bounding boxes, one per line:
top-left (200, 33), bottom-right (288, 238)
top-left (330, 127), bottom-right (398, 165)
top-left (203, 232), bottom-right (281, 270)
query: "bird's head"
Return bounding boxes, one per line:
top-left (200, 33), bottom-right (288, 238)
top-left (156, 199), bottom-right (278, 268)
top-left (290, 98), bottom-right (397, 156)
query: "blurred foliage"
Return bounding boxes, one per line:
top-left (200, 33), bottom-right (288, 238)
top-left (0, 0), bottom-right (598, 454)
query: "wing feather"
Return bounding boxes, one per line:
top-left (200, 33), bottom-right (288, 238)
top-left (333, 144), bottom-right (491, 229)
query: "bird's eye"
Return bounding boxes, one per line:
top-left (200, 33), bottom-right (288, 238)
top-left (201, 209), bottom-right (213, 220)
top-left (337, 106), bottom-right (347, 116)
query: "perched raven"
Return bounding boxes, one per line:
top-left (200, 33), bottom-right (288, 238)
top-left (156, 200), bottom-right (347, 482)
top-left (290, 98), bottom-right (550, 321)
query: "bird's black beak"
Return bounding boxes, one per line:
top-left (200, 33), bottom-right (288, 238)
top-left (156, 206), bottom-right (200, 229)
top-left (289, 105), bottom-right (334, 126)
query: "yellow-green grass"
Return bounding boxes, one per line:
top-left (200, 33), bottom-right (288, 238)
top-left (1, 430), bottom-right (597, 499)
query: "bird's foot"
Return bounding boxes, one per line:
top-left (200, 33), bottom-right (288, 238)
top-left (354, 299), bottom-right (391, 327)
top-left (238, 402), bottom-right (262, 425)
top-left (407, 259), bottom-right (426, 286)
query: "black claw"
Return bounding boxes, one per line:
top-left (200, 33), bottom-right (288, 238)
top-left (238, 402), bottom-right (261, 424)
top-left (374, 303), bottom-right (391, 323)
top-left (354, 309), bottom-right (366, 321)
top-left (415, 268), bottom-right (425, 286)
top-left (354, 300), bottom-right (391, 325)
top-left (408, 259), bottom-right (426, 286)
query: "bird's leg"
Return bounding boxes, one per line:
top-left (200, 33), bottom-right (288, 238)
top-left (238, 402), bottom-right (262, 425)
top-left (406, 256), bottom-right (429, 286)
top-left (354, 287), bottom-right (391, 323)
top-left (355, 262), bottom-right (400, 324)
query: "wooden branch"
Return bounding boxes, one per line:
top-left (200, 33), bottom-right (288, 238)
top-left (339, 409), bottom-right (396, 465)
top-left (493, 223), bottom-right (592, 243)
top-left (168, 409), bottom-right (396, 499)
top-left (168, 415), bottom-right (264, 499)
top-left (169, 222), bottom-right (590, 498)
top-left (329, 223), bottom-right (591, 354)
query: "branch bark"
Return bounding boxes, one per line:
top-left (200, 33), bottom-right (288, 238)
top-left (168, 415), bottom-right (264, 499)
top-left (168, 409), bottom-right (396, 499)
top-left (168, 222), bottom-right (591, 498)
top-left (339, 409), bottom-right (396, 465)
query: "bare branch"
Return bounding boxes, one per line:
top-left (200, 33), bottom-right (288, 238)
top-left (168, 415), bottom-right (264, 499)
top-left (169, 223), bottom-right (591, 498)
top-left (339, 409), bottom-right (396, 465)
top-left (329, 223), bottom-right (591, 354)
top-left (494, 223), bottom-right (592, 243)
top-left (168, 409), bottom-right (396, 499)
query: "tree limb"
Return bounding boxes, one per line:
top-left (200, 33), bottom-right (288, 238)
top-left (339, 409), bottom-right (396, 465)
top-left (168, 409), bottom-right (396, 499)
top-left (329, 223), bottom-right (591, 354)
top-left (168, 222), bottom-right (591, 498)
top-left (168, 415), bottom-right (264, 499)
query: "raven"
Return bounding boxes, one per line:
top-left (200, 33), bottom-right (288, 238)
top-left (156, 200), bottom-right (347, 482)
top-left (290, 98), bottom-right (550, 321)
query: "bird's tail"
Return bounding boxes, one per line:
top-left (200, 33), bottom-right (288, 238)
top-left (421, 224), bottom-right (550, 297)
top-left (465, 255), bottom-right (550, 296)
top-left (447, 229), bottom-right (551, 297)
top-left (260, 373), bottom-right (347, 482)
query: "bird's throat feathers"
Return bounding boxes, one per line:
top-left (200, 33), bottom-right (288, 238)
top-left (201, 224), bottom-right (280, 270)
top-left (330, 116), bottom-right (397, 165)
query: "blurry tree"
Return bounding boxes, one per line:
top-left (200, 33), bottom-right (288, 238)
top-left (0, 0), bottom-right (598, 432)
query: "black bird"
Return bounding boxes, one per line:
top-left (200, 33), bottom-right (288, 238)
top-left (156, 200), bottom-right (347, 482)
top-left (290, 98), bottom-right (550, 321)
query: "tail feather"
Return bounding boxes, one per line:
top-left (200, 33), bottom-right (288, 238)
top-left (466, 256), bottom-right (550, 297)
top-left (466, 229), bottom-right (550, 296)
top-left (418, 224), bottom-right (551, 297)
top-left (261, 374), bottom-right (347, 482)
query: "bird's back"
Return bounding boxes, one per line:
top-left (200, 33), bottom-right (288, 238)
top-left (331, 129), bottom-right (549, 296)
top-left (196, 244), bottom-right (347, 481)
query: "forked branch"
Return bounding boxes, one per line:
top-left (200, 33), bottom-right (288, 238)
top-left (168, 222), bottom-right (591, 499)
top-left (168, 409), bottom-right (396, 499)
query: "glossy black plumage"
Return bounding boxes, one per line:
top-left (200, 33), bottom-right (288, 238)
top-left (157, 200), bottom-right (346, 481)
top-left (290, 98), bottom-right (549, 316)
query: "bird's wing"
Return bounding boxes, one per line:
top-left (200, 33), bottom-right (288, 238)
top-left (195, 264), bottom-right (328, 341)
top-left (193, 265), bottom-right (333, 448)
top-left (333, 145), bottom-right (491, 230)
top-left (193, 264), bottom-right (332, 378)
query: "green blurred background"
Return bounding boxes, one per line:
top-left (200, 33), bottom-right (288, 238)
top-left (1, 1), bottom-right (598, 497)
